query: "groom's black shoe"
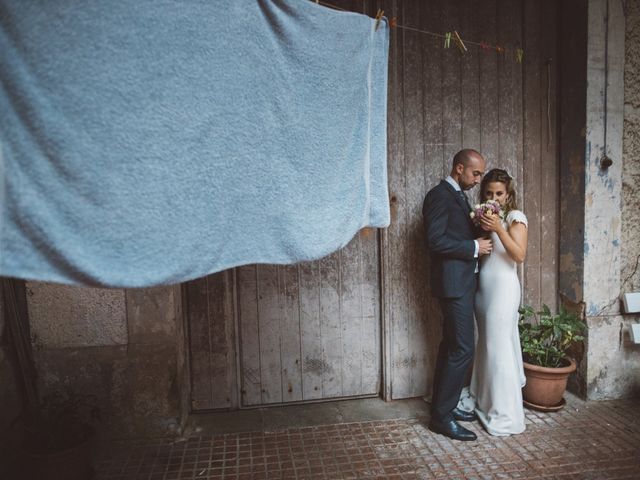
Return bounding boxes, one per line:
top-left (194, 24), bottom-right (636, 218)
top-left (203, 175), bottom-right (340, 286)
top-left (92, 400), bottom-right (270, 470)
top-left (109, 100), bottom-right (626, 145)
top-left (452, 408), bottom-right (477, 422)
top-left (428, 418), bottom-right (477, 441)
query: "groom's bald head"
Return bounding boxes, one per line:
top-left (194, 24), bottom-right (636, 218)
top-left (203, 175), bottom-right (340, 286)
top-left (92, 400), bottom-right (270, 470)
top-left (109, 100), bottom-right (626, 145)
top-left (450, 149), bottom-right (486, 190)
top-left (452, 149), bottom-right (483, 169)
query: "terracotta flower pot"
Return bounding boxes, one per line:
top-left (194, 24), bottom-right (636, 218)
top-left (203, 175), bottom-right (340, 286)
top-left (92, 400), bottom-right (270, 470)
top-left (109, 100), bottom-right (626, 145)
top-left (522, 357), bottom-right (577, 408)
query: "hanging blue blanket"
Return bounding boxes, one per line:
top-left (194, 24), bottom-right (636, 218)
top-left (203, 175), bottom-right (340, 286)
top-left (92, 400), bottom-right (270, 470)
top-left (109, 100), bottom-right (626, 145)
top-left (0, 0), bottom-right (389, 287)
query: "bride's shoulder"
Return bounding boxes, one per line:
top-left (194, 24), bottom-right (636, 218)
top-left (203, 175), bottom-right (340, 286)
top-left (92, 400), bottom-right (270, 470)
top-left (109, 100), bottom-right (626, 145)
top-left (506, 209), bottom-right (528, 227)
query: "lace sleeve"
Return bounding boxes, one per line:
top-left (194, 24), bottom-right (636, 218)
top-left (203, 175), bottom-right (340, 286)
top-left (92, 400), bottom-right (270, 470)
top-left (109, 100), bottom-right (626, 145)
top-left (507, 210), bottom-right (528, 228)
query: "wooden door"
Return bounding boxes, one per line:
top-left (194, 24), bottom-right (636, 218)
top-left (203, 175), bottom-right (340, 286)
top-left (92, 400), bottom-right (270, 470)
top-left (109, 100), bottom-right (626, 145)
top-left (379, 0), bottom-right (558, 399)
top-left (237, 229), bottom-right (381, 406)
top-left (186, 229), bottom-right (381, 410)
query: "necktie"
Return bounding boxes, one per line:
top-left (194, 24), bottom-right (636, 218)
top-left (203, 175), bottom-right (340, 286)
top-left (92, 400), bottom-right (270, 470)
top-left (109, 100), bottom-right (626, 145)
top-left (459, 190), bottom-right (478, 273)
top-left (458, 190), bottom-right (471, 211)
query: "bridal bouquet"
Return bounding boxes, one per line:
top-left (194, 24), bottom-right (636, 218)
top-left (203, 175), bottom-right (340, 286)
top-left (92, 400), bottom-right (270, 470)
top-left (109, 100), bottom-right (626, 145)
top-left (470, 199), bottom-right (504, 228)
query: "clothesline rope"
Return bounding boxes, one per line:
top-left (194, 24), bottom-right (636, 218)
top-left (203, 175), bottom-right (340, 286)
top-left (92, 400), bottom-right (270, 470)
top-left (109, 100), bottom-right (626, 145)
top-left (316, 0), bottom-right (523, 58)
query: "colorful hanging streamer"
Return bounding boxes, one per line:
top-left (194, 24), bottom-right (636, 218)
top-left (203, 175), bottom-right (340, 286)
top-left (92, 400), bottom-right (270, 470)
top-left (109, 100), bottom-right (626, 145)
top-left (315, 1), bottom-right (525, 64)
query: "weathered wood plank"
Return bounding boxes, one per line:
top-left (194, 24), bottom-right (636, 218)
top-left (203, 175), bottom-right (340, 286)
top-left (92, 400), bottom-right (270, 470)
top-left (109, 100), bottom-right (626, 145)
top-left (332, 0), bottom-right (366, 13)
top-left (299, 261), bottom-right (323, 400)
top-left (383, 0), bottom-right (408, 400)
top-left (362, 0), bottom-right (383, 376)
top-left (421, 0), bottom-right (446, 401)
top-left (360, 228), bottom-right (381, 394)
top-left (340, 235), bottom-right (365, 397)
top-left (522, 0), bottom-right (542, 309)
top-left (441, 0), bottom-right (463, 172)
top-left (280, 264), bottom-right (303, 402)
top-left (497, 0), bottom-right (524, 181)
top-left (421, 0), bottom-right (445, 183)
top-left (224, 271), bottom-right (238, 409)
top-left (461, 0), bottom-right (482, 154)
top-left (354, 2), bottom-right (381, 396)
top-left (237, 265), bottom-right (262, 406)
top-left (387, 0), bottom-right (412, 399)
top-left (256, 264), bottom-right (283, 404)
top-left (440, 0), bottom-right (467, 395)
top-left (540, 0), bottom-right (559, 310)
top-left (207, 271), bottom-right (234, 408)
top-left (186, 276), bottom-right (214, 410)
top-left (477, 0), bottom-right (500, 168)
top-left (379, 0), bottom-right (401, 401)
top-left (512, 0), bottom-right (527, 208)
top-left (319, 252), bottom-right (343, 397)
top-left (497, 0), bottom-right (526, 303)
top-left (404, 0), bottom-right (430, 398)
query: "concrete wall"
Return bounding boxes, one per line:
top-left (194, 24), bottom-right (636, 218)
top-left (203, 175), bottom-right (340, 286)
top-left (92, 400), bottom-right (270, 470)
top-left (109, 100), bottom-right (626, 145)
top-left (26, 282), bottom-right (186, 438)
top-left (606, 0), bottom-right (640, 398)
top-left (622, 0), bottom-right (640, 296)
top-left (548, 0), bottom-right (639, 400)
top-left (580, 0), bottom-right (640, 400)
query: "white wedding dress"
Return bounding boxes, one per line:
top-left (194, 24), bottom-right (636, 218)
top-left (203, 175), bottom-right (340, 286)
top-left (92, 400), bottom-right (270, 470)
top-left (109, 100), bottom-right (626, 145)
top-left (458, 209), bottom-right (528, 436)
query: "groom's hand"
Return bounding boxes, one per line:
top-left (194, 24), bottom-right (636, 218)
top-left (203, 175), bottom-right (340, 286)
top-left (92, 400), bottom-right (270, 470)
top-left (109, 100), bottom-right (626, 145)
top-left (476, 238), bottom-right (492, 256)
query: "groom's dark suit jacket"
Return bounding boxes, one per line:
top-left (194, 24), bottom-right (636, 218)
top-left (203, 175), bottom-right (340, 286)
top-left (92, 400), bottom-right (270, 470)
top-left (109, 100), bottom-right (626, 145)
top-left (422, 180), bottom-right (477, 298)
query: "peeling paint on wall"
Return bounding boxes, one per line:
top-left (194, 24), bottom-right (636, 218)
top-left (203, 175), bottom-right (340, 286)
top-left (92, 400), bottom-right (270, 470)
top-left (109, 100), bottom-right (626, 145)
top-left (585, 0), bottom-right (640, 400)
top-left (622, 0), bottom-right (640, 296)
top-left (585, 316), bottom-right (640, 399)
top-left (583, 0), bottom-right (624, 318)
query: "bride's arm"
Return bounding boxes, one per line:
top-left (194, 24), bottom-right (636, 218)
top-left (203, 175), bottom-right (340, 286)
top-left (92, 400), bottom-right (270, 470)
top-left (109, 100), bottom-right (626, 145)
top-left (501, 222), bottom-right (527, 263)
top-left (479, 215), bottom-right (528, 263)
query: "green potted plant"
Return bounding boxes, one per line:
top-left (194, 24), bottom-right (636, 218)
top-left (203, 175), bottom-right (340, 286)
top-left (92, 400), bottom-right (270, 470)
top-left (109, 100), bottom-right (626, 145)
top-left (518, 304), bottom-right (586, 411)
top-left (12, 389), bottom-right (100, 480)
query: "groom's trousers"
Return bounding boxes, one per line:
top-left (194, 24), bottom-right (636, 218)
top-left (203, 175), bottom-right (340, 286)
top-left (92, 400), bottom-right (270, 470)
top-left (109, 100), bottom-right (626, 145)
top-left (430, 274), bottom-right (477, 422)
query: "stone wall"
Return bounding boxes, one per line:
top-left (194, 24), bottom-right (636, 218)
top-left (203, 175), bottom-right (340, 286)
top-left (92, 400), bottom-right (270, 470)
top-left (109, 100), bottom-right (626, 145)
top-left (26, 282), bottom-right (186, 438)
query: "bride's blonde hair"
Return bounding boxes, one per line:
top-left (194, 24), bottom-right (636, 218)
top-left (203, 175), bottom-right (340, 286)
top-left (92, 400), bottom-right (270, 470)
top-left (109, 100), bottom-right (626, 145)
top-left (480, 168), bottom-right (518, 212)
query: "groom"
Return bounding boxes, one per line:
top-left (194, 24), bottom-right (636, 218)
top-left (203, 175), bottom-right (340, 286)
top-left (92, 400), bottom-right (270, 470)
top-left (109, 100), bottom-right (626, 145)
top-left (422, 149), bottom-right (491, 441)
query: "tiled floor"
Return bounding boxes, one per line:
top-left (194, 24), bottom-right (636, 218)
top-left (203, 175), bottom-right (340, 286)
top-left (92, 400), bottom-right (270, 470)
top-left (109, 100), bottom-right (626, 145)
top-left (94, 394), bottom-right (640, 479)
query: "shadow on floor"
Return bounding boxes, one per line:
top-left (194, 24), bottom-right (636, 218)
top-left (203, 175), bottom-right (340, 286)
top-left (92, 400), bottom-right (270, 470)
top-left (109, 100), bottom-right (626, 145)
top-left (184, 397), bottom-right (430, 436)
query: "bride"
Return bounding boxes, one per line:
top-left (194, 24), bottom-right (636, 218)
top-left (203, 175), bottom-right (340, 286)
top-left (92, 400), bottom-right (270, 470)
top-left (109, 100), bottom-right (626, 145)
top-left (459, 168), bottom-right (529, 436)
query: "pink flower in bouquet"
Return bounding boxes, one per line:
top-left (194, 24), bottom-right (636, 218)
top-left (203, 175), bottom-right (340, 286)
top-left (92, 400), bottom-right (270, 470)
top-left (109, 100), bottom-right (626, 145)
top-left (470, 199), bottom-right (504, 229)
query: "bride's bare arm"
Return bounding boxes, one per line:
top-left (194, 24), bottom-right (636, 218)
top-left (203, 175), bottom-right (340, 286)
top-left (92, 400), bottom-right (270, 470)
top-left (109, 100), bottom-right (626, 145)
top-left (479, 215), bottom-right (528, 263)
top-left (501, 223), bottom-right (527, 263)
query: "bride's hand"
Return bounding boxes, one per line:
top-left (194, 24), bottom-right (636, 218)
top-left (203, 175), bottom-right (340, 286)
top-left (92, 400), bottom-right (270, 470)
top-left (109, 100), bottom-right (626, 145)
top-left (480, 212), bottom-right (503, 232)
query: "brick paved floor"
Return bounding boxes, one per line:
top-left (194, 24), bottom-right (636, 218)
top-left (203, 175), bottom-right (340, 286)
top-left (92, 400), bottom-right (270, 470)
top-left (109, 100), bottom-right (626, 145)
top-left (94, 394), bottom-right (640, 480)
